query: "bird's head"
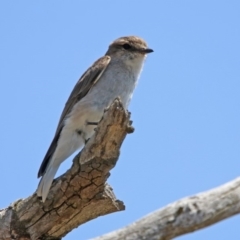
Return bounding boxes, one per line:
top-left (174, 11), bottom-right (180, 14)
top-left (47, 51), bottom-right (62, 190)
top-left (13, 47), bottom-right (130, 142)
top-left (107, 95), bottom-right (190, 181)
top-left (106, 36), bottom-right (153, 62)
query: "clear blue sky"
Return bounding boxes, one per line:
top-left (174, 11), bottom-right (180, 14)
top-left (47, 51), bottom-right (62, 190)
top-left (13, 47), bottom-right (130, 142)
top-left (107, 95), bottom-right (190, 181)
top-left (1, 1), bottom-right (240, 239)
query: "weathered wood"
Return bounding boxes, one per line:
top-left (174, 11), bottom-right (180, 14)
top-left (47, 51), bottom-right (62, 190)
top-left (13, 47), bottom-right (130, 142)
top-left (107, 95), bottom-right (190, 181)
top-left (0, 99), bottom-right (132, 240)
top-left (93, 177), bottom-right (240, 240)
top-left (1, 99), bottom-right (240, 240)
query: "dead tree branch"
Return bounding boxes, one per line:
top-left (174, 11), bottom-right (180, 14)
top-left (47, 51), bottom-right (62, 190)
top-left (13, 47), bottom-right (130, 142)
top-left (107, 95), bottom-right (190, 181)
top-left (93, 177), bottom-right (240, 240)
top-left (0, 99), bottom-right (133, 240)
top-left (1, 99), bottom-right (240, 240)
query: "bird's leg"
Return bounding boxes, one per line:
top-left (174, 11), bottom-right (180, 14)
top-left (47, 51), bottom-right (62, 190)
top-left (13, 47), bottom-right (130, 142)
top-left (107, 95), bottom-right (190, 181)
top-left (87, 121), bottom-right (99, 125)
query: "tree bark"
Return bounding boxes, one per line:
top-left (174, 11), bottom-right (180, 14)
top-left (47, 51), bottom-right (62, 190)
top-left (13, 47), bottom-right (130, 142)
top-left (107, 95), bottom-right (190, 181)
top-left (0, 99), bottom-right (240, 240)
top-left (0, 99), bottom-right (133, 240)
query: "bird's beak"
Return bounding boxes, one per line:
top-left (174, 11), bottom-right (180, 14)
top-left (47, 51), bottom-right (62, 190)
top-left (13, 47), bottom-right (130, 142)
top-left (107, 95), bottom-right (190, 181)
top-left (140, 48), bottom-right (154, 54)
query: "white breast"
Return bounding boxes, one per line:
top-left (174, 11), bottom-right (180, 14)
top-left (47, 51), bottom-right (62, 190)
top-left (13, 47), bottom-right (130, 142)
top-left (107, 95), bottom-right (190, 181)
top-left (66, 55), bottom-right (146, 142)
top-left (89, 55), bottom-right (145, 109)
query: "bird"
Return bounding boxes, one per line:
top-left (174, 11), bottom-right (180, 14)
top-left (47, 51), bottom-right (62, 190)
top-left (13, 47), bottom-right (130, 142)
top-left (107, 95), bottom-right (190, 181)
top-left (37, 36), bottom-right (153, 202)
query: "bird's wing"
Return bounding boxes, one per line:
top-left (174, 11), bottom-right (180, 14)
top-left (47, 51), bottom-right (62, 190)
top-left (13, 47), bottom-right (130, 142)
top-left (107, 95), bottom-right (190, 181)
top-left (38, 55), bottom-right (111, 177)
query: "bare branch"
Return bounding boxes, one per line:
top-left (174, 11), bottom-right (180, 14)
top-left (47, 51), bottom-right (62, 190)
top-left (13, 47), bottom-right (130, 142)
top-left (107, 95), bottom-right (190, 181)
top-left (93, 177), bottom-right (240, 240)
top-left (1, 99), bottom-right (240, 240)
top-left (0, 99), bottom-right (132, 240)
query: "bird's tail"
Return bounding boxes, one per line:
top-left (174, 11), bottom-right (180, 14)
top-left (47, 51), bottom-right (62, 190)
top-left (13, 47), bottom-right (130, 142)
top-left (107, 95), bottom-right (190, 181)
top-left (36, 162), bottom-right (59, 202)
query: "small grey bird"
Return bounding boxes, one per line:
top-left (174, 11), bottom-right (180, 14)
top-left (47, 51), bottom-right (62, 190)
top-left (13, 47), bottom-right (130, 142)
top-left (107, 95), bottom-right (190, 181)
top-left (37, 36), bottom-right (153, 202)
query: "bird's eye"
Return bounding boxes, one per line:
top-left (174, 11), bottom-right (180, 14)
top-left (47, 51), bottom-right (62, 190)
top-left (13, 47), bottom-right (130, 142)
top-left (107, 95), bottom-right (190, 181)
top-left (122, 43), bottom-right (131, 50)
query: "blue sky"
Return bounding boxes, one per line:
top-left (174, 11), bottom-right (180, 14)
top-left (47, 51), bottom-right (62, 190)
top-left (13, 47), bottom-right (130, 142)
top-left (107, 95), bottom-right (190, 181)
top-left (1, 1), bottom-right (240, 239)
